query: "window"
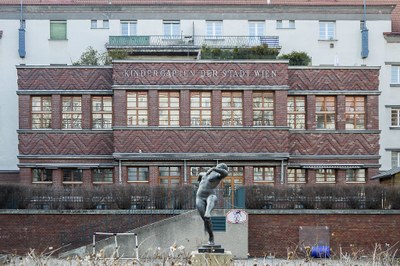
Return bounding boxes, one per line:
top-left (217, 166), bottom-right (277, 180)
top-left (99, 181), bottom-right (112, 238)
top-left (62, 169), bottom-right (83, 183)
top-left (276, 20), bottom-right (283, 29)
top-left (276, 20), bottom-right (295, 29)
top-left (287, 96), bottom-right (305, 129)
top-left (391, 65), bottom-right (400, 84)
top-left (222, 92), bottom-right (243, 126)
top-left (121, 21), bottom-right (137, 36)
top-left (32, 169), bottom-right (52, 183)
top-left (127, 92), bottom-right (148, 126)
top-left (345, 96), bottom-right (365, 129)
top-left (159, 166), bottom-right (180, 186)
top-left (287, 168), bottom-right (306, 183)
top-left (91, 20), bottom-right (109, 29)
top-left (190, 92), bottom-right (211, 126)
top-left (190, 166), bottom-right (212, 184)
top-left (92, 96), bottom-right (112, 129)
top-left (159, 92), bottom-right (180, 126)
top-left (163, 20), bottom-right (180, 39)
top-left (316, 96), bottom-right (335, 129)
top-left (50, 20), bottom-right (67, 40)
top-left (319, 21), bottom-right (335, 40)
top-left (346, 169), bottom-right (366, 183)
top-left (391, 108), bottom-right (400, 127)
top-left (32, 96), bottom-right (52, 129)
top-left (206, 21), bottom-right (222, 38)
top-left (316, 169), bottom-right (336, 183)
top-left (253, 167), bottom-right (274, 183)
top-left (62, 96), bottom-right (82, 129)
top-left (253, 92), bottom-right (274, 126)
top-left (93, 168), bottom-right (113, 183)
top-left (128, 167), bottom-right (149, 182)
top-left (392, 151), bottom-right (400, 168)
top-left (249, 21), bottom-right (265, 36)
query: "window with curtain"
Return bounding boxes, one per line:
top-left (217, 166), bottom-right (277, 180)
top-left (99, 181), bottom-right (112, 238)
top-left (345, 96), bottom-right (365, 129)
top-left (50, 20), bottom-right (67, 40)
top-left (127, 92), bottom-right (148, 126)
top-left (31, 96), bottom-right (52, 129)
top-left (222, 91), bottom-right (243, 126)
top-left (190, 91), bottom-right (211, 126)
top-left (163, 20), bottom-right (180, 39)
top-left (287, 96), bottom-right (305, 129)
top-left (319, 21), bottom-right (335, 40)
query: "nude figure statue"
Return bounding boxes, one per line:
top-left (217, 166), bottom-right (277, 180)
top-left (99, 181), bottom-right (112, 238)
top-left (196, 163), bottom-right (229, 245)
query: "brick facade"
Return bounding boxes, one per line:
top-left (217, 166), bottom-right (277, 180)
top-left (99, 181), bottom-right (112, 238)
top-left (16, 62), bottom-right (380, 186)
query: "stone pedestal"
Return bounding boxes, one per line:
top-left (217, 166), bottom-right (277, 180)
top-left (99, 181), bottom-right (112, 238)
top-left (190, 251), bottom-right (233, 266)
top-left (198, 244), bottom-right (224, 253)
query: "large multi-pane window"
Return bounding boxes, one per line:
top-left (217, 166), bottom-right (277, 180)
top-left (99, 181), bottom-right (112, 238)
top-left (127, 92), bottom-right (148, 126)
top-left (159, 92), bottom-right (180, 126)
top-left (62, 169), bottom-right (83, 183)
top-left (50, 20), bottom-right (67, 40)
top-left (392, 151), bottom-right (400, 168)
top-left (287, 96), bottom-right (305, 129)
top-left (391, 65), bottom-right (400, 84)
top-left (345, 96), bottom-right (365, 129)
top-left (32, 168), bottom-right (52, 183)
top-left (93, 168), bottom-right (113, 183)
top-left (190, 92), bottom-right (211, 126)
top-left (190, 166), bottom-right (212, 184)
top-left (316, 96), bottom-right (335, 129)
top-left (319, 21), bottom-right (335, 40)
top-left (121, 21), bottom-right (137, 36)
top-left (316, 169), bottom-right (336, 183)
top-left (92, 96), bottom-right (112, 129)
top-left (392, 108), bottom-right (400, 127)
top-left (32, 96), bottom-right (52, 129)
top-left (346, 169), bottom-right (366, 183)
top-left (62, 96), bottom-right (82, 129)
top-left (159, 166), bottom-right (180, 186)
top-left (253, 167), bottom-right (274, 183)
top-left (253, 92), bottom-right (274, 126)
top-left (287, 168), bottom-right (306, 183)
top-left (249, 21), bottom-right (265, 36)
top-left (163, 20), bottom-right (180, 38)
top-left (206, 21), bottom-right (222, 38)
top-left (128, 167), bottom-right (149, 182)
top-left (222, 92), bottom-right (243, 126)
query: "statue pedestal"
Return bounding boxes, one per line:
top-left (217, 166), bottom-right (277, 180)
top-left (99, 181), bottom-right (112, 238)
top-left (198, 244), bottom-right (224, 253)
top-left (190, 251), bottom-right (233, 266)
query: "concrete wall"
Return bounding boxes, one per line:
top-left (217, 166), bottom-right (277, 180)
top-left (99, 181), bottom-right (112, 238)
top-left (60, 209), bottom-right (249, 259)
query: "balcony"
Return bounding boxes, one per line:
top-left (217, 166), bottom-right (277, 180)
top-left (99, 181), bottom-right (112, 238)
top-left (106, 35), bottom-right (280, 54)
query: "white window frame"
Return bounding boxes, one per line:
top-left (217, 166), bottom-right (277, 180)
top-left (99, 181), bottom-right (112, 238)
top-left (392, 108), bottom-right (400, 127)
top-left (121, 21), bottom-right (137, 36)
top-left (206, 21), bottom-right (222, 38)
top-left (163, 20), bottom-right (180, 39)
top-left (319, 21), bottom-right (335, 40)
top-left (392, 151), bottom-right (400, 168)
top-left (391, 65), bottom-right (400, 84)
top-left (249, 21), bottom-right (265, 36)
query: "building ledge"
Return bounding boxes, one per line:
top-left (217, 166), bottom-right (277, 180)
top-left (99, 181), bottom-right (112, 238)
top-left (384, 32), bottom-right (400, 43)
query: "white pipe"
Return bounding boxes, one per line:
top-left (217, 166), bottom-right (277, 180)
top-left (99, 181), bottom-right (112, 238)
top-left (118, 160), bottom-right (122, 183)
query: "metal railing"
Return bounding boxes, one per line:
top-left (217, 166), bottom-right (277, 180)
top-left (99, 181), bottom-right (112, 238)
top-left (107, 35), bottom-right (280, 49)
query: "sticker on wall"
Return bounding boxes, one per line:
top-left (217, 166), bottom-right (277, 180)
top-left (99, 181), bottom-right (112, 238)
top-left (226, 209), bottom-right (248, 224)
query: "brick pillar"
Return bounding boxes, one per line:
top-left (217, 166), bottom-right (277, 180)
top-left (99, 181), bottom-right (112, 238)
top-left (52, 95), bottom-right (61, 129)
top-left (148, 90), bottom-right (159, 126)
top-left (19, 167), bottom-right (31, 184)
top-left (336, 169), bottom-right (346, 185)
top-left (307, 169), bottom-right (316, 184)
top-left (243, 90), bottom-right (253, 127)
top-left (180, 89), bottom-right (190, 126)
top-left (53, 169), bottom-right (62, 187)
top-left (337, 95), bottom-right (346, 130)
top-left (212, 90), bottom-right (222, 126)
top-left (113, 90), bottom-right (127, 127)
top-left (306, 95), bottom-right (316, 130)
top-left (82, 95), bottom-right (91, 130)
top-left (367, 95), bottom-right (379, 130)
top-left (275, 90), bottom-right (288, 127)
top-left (82, 169), bottom-right (92, 186)
top-left (19, 95), bottom-right (30, 129)
top-left (244, 165), bottom-right (253, 185)
top-left (149, 166), bottom-right (159, 185)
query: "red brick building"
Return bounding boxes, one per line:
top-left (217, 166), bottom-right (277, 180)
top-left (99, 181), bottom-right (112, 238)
top-left (17, 61), bottom-right (380, 189)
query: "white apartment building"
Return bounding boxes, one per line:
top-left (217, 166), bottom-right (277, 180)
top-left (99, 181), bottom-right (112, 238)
top-left (0, 0), bottom-right (399, 182)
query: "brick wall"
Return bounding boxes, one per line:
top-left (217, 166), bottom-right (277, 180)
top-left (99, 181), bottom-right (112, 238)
top-left (248, 210), bottom-right (400, 258)
top-left (1, 210), bottom-right (399, 258)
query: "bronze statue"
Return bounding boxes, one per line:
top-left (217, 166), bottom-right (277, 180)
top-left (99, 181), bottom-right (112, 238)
top-left (196, 163), bottom-right (229, 245)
